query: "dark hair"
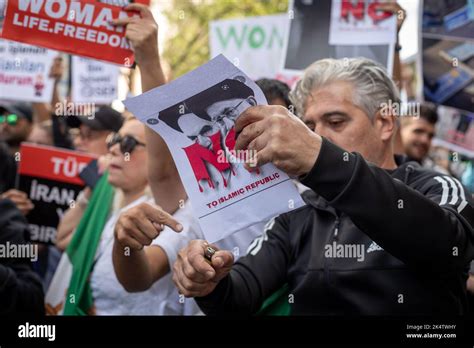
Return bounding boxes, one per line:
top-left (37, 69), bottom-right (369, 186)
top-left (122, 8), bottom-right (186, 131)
top-left (419, 103), bottom-right (438, 125)
top-left (255, 78), bottom-right (291, 108)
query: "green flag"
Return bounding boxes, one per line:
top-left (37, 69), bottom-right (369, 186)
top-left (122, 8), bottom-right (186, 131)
top-left (63, 172), bottom-right (114, 315)
top-left (257, 284), bottom-right (290, 316)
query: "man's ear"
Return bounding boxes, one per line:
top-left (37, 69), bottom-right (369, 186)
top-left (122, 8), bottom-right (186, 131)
top-left (374, 108), bottom-right (396, 142)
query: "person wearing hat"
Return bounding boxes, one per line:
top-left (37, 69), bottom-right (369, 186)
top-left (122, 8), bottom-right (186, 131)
top-left (0, 102), bottom-right (33, 156)
top-left (66, 105), bottom-right (124, 156)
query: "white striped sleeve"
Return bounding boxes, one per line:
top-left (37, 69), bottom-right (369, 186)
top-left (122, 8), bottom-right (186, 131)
top-left (433, 175), bottom-right (469, 213)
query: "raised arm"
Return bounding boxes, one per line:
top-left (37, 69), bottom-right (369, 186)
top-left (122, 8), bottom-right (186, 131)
top-left (110, 3), bottom-right (187, 290)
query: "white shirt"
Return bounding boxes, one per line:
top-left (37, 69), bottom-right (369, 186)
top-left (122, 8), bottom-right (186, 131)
top-left (152, 200), bottom-right (265, 315)
top-left (91, 195), bottom-right (184, 315)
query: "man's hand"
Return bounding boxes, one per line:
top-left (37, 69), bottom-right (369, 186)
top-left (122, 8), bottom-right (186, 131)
top-left (111, 3), bottom-right (159, 67)
top-left (1, 189), bottom-right (34, 215)
top-left (114, 202), bottom-right (183, 251)
top-left (173, 240), bottom-right (234, 297)
top-left (235, 105), bottom-right (322, 177)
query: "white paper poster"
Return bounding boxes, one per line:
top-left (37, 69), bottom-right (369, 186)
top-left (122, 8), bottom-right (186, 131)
top-left (210, 14), bottom-right (289, 79)
top-left (124, 55), bottom-right (304, 242)
top-left (0, 39), bottom-right (56, 102)
top-left (329, 0), bottom-right (397, 45)
top-left (72, 56), bottom-right (119, 104)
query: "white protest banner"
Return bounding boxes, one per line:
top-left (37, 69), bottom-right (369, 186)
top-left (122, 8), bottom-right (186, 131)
top-left (0, 39), bottom-right (56, 102)
top-left (329, 0), bottom-right (397, 45)
top-left (72, 56), bottom-right (119, 104)
top-left (210, 14), bottom-right (288, 79)
top-left (124, 55), bottom-right (304, 243)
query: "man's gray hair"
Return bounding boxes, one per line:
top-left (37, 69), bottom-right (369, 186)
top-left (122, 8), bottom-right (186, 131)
top-left (289, 58), bottom-right (400, 120)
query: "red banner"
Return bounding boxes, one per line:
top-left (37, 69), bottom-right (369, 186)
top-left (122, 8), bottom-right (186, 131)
top-left (18, 143), bottom-right (97, 186)
top-left (1, 0), bottom-right (139, 66)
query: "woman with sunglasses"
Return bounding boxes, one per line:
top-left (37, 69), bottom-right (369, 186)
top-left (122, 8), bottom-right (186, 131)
top-left (53, 117), bottom-right (188, 315)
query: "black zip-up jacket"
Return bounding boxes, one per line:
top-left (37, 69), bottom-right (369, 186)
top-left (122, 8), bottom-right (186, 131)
top-left (0, 199), bottom-right (44, 314)
top-left (196, 138), bottom-right (474, 315)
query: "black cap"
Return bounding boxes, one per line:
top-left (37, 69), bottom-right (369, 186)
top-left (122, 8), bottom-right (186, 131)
top-left (0, 102), bottom-right (33, 123)
top-left (66, 105), bottom-right (123, 132)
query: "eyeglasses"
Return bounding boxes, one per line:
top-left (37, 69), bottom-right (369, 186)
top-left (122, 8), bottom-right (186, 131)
top-left (215, 96), bottom-right (257, 122)
top-left (0, 114), bottom-right (19, 125)
top-left (106, 133), bottom-right (146, 154)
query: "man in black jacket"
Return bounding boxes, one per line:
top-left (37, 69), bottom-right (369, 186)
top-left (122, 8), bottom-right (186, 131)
top-left (0, 199), bottom-right (44, 314)
top-left (173, 58), bottom-right (474, 315)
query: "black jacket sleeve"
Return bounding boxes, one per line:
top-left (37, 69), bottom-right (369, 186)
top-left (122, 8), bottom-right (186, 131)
top-left (0, 199), bottom-right (44, 315)
top-left (300, 138), bottom-right (474, 274)
top-left (196, 216), bottom-right (291, 315)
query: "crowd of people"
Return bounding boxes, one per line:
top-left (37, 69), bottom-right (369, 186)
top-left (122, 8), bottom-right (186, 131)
top-left (1, 2), bottom-right (474, 316)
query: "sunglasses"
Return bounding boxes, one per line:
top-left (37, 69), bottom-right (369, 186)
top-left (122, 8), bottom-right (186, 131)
top-left (0, 114), bottom-right (19, 125)
top-left (106, 133), bottom-right (146, 154)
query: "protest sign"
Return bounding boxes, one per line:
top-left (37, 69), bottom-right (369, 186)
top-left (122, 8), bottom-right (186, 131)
top-left (0, 39), bottom-right (56, 102)
top-left (0, 0), bottom-right (137, 66)
top-left (282, 0), bottom-right (395, 75)
top-left (124, 55), bottom-right (304, 243)
top-left (329, 0), bottom-right (397, 45)
top-left (17, 143), bottom-right (96, 244)
top-left (71, 56), bottom-right (119, 104)
top-left (210, 14), bottom-right (289, 79)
